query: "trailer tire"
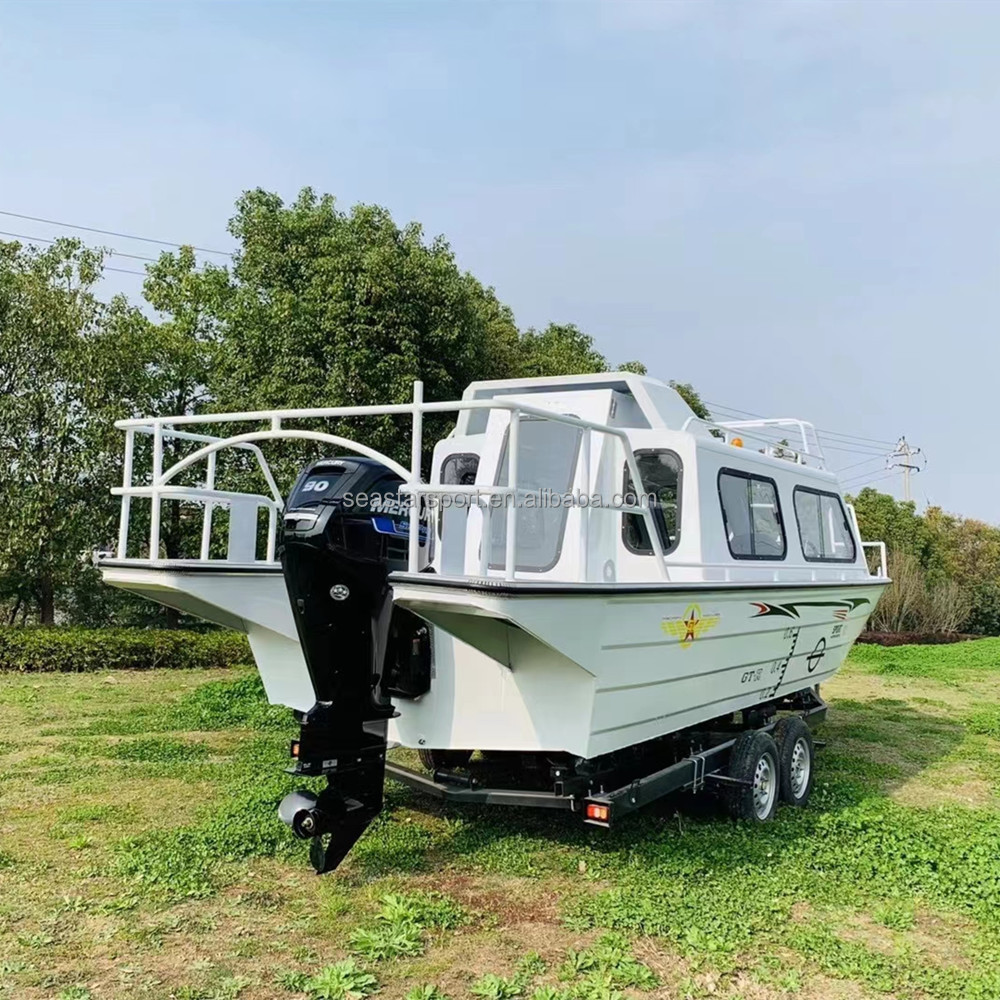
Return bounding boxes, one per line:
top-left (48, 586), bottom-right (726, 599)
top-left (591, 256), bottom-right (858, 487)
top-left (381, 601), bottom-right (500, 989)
top-left (773, 717), bottom-right (814, 807)
top-left (726, 730), bottom-right (780, 823)
top-left (418, 749), bottom-right (472, 771)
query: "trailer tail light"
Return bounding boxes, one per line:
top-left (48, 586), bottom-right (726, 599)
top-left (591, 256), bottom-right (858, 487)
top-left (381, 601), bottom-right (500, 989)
top-left (290, 740), bottom-right (301, 759)
top-left (585, 802), bottom-right (610, 823)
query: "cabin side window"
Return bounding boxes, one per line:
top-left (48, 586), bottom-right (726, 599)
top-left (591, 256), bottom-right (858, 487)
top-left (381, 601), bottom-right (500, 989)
top-left (718, 469), bottom-right (786, 560)
top-left (490, 418), bottom-right (582, 572)
top-left (441, 453), bottom-right (479, 487)
top-left (621, 450), bottom-right (682, 555)
top-left (793, 487), bottom-right (857, 562)
top-left (437, 453), bottom-right (479, 540)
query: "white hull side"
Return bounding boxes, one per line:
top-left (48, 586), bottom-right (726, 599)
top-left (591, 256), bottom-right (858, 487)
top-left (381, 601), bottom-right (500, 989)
top-left (101, 564), bottom-right (884, 760)
top-left (392, 580), bottom-right (886, 758)
top-left (98, 563), bottom-right (530, 749)
top-left (100, 564), bottom-right (318, 713)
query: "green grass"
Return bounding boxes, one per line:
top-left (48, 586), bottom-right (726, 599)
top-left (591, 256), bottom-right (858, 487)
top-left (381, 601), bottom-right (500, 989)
top-left (2, 644), bottom-right (1000, 999)
top-left (848, 636), bottom-right (1000, 679)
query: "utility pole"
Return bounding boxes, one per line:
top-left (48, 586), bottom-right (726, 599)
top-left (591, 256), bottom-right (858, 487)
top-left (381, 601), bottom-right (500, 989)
top-left (889, 436), bottom-right (923, 502)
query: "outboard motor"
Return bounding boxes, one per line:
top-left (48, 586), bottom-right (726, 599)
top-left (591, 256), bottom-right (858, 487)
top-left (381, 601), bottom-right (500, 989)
top-left (277, 458), bottom-right (430, 873)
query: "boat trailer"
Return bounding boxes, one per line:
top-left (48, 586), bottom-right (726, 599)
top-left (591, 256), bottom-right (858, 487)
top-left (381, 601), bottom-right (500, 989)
top-left (281, 688), bottom-right (826, 870)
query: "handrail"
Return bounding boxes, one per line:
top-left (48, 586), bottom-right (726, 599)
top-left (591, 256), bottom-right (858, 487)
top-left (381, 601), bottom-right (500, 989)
top-left (681, 415), bottom-right (827, 469)
top-left (861, 541), bottom-right (888, 579)
top-left (110, 382), bottom-right (670, 581)
top-left (715, 418), bottom-right (822, 462)
top-left (159, 431), bottom-right (410, 488)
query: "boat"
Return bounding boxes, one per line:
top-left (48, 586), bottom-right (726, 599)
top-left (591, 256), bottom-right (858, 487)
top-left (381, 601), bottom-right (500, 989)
top-left (98, 372), bottom-right (888, 872)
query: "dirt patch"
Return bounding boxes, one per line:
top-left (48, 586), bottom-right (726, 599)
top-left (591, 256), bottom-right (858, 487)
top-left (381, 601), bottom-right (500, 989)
top-left (858, 632), bottom-right (978, 646)
top-left (891, 761), bottom-right (996, 808)
top-left (408, 872), bottom-right (568, 927)
top-left (795, 976), bottom-right (871, 1000)
top-left (715, 974), bottom-right (870, 999)
top-left (383, 922), bottom-right (586, 1000)
top-left (825, 669), bottom-right (974, 714)
top-left (630, 936), bottom-right (693, 994)
top-left (904, 908), bottom-right (975, 970)
top-left (835, 912), bottom-right (897, 955)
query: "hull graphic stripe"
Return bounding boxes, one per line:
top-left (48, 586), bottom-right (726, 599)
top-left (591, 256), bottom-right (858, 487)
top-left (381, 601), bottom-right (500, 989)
top-left (592, 665), bottom-right (842, 736)
top-left (595, 638), bottom-right (853, 694)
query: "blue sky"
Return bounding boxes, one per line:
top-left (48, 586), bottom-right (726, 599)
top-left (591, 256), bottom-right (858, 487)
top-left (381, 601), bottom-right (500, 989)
top-left (1, 1), bottom-right (997, 519)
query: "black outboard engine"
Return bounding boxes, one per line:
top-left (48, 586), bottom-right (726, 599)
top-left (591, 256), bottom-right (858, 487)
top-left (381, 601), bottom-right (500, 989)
top-left (277, 458), bottom-right (430, 873)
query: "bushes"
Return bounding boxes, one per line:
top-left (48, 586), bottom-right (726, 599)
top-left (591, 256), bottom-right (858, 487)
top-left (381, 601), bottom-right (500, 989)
top-left (964, 582), bottom-right (1000, 636)
top-left (0, 627), bottom-right (251, 673)
top-left (868, 552), bottom-right (972, 634)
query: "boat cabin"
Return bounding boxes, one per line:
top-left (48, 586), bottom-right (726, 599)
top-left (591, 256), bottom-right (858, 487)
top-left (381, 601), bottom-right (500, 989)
top-left (422, 373), bottom-right (877, 587)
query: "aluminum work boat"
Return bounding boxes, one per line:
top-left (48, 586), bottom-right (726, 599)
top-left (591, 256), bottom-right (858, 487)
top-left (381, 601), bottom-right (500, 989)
top-left (98, 373), bottom-right (888, 871)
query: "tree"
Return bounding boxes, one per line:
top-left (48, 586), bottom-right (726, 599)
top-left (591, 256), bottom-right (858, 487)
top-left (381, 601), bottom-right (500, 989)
top-left (668, 381), bottom-right (710, 420)
top-left (616, 360), bottom-right (647, 375)
top-left (848, 488), bottom-right (940, 571)
top-left (924, 507), bottom-right (1000, 589)
top-left (141, 248), bottom-right (231, 566)
top-left (0, 238), bottom-right (153, 623)
top-left (202, 188), bottom-right (524, 469)
top-left (515, 323), bottom-right (607, 377)
top-left (147, 188), bottom-right (699, 481)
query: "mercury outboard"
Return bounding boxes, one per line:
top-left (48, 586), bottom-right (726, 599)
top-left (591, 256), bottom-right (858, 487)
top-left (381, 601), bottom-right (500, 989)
top-left (277, 458), bottom-right (429, 872)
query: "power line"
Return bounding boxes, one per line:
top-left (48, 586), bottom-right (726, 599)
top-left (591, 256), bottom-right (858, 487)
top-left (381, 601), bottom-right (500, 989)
top-left (840, 468), bottom-right (890, 487)
top-left (0, 209), bottom-right (232, 257)
top-left (105, 265), bottom-right (149, 276)
top-left (0, 228), bottom-right (161, 264)
top-left (0, 225), bottom-right (151, 276)
top-left (817, 440), bottom-right (890, 458)
top-left (815, 429), bottom-right (896, 449)
top-left (833, 455), bottom-right (885, 475)
top-left (705, 398), bottom-right (896, 449)
top-left (841, 471), bottom-right (900, 492)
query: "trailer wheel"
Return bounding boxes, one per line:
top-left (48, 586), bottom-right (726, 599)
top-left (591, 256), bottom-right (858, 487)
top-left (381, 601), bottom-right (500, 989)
top-left (773, 717), bottom-right (814, 806)
top-left (726, 730), bottom-right (780, 822)
top-left (418, 749), bottom-right (472, 771)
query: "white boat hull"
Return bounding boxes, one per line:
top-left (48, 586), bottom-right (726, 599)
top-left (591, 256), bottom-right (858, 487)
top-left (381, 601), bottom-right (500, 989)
top-left (101, 562), bottom-right (883, 760)
top-left (99, 562), bottom-right (317, 713)
top-left (391, 576), bottom-right (886, 757)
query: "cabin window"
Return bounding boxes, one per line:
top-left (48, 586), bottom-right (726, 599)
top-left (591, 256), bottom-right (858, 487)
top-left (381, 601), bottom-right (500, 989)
top-left (490, 417), bottom-right (582, 572)
top-left (793, 487), bottom-right (857, 562)
top-left (441, 453), bottom-right (479, 487)
top-left (718, 469), bottom-right (786, 560)
top-left (434, 453), bottom-right (480, 572)
top-left (437, 452), bottom-right (479, 544)
top-left (621, 450), bottom-right (682, 555)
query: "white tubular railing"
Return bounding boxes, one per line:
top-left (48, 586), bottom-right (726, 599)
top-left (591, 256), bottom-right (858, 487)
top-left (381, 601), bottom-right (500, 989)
top-left (682, 416), bottom-right (826, 469)
top-left (862, 541), bottom-right (888, 579)
top-left (114, 422), bottom-right (284, 564)
top-left (109, 381), bottom-right (669, 580)
top-left (846, 503), bottom-right (888, 580)
top-left (504, 409), bottom-right (519, 581)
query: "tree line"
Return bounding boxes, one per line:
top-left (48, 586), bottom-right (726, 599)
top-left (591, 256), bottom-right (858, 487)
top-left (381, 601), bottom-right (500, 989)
top-left (0, 187), bottom-right (706, 625)
top-left (1, 187), bottom-right (995, 634)
top-left (850, 488), bottom-right (1000, 635)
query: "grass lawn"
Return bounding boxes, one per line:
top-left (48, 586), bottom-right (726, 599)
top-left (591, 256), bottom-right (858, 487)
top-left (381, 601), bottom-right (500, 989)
top-left (2, 640), bottom-right (1000, 1000)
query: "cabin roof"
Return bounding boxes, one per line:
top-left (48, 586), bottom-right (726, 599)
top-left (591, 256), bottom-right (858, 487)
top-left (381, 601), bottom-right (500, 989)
top-left (460, 372), bottom-right (696, 431)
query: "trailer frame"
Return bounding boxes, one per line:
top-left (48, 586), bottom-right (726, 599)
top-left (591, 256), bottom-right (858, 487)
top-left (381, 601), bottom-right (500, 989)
top-left (384, 688), bottom-right (827, 828)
